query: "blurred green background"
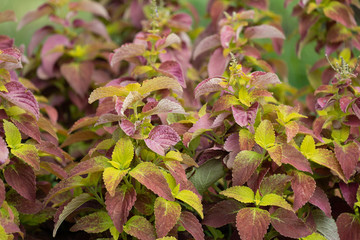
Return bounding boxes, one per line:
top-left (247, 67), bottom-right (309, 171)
top-left (0, 0), bottom-right (322, 88)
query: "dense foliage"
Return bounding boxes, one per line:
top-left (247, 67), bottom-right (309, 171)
top-left (1, 0), bottom-right (360, 239)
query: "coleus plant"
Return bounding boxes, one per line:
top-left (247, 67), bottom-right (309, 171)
top-left (0, 10), bottom-right (70, 239)
top-left (1, 0), bottom-right (360, 239)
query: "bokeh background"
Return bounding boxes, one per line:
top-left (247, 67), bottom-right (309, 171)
top-left (0, 0), bottom-right (323, 89)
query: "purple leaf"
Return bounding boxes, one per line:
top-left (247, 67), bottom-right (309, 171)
top-left (236, 207), bottom-right (270, 240)
top-left (0, 136), bottom-right (8, 165)
top-left (193, 34), bottom-right (220, 59)
top-left (154, 197), bottom-right (181, 238)
top-left (309, 187), bottom-right (332, 217)
top-left (232, 102), bottom-right (259, 127)
top-left (220, 25), bottom-right (235, 48)
top-left (339, 182), bottom-right (358, 208)
top-left (73, 19), bottom-right (111, 41)
top-left (120, 119), bottom-right (136, 136)
top-left (105, 186), bottom-right (136, 233)
top-left (158, 60), bottom-right (186, 88)
top-left (69, 0), bottom-right (110, 20)
top-left (0, 47), bottom-right (22, 70)
top-left (28, 26), bottom-right (54, 56)
top-left (224, 133), bottom-right (240, 152)
top-left (232, 151), bottom-right (263, 186)
top-left (203, 199), bottom-right (242, 228)
top-left (323, 1), bottom-right (357, 28)
top-left (168, 13), bottom-right (193, 31)
top-left (336, 213), bottom-right (360, 240)
top-left (0, 179), bottom-right (5, 207)
top-left (271, 208), bottom-right (313, 238)
top-left (189, 113), bottom-right (213, 133)
top-left (4, 160), bottom-right (36, 201)
top-left (12, 114), bottom-right (41, 142)
top-left (208, 47), bottom-right (230, 78)
top-left (281, 144), bottom-right (313, 173)
top-left (144, 125), bottom-right (180, 156)
top-left (291, 171), bottom-right (316, 210)
top-left (110, 43), bottom-right (146, 67)
top-left (6, 190), bottom-right (42, 214)
top-left (0, 82), bottom-right (39, 119)
top-left (244, 24), bottom-right (285, 39)
top-left (17, 3), bottom-right (53, 30)
top-left (259, 174), bottom-right (292, 196)
top-left (250, 71), bottom-right (281, 87)
top-left (68, 157), bottom-right (107, 178)
top-left (38, 34), bottom-right (70, 79)
top-left (124, 215), bottom-right (156, 240)
top-left (194, 77), bottom-right (224, 99)
top-left (60, 61), bottom-right (94, 97)
top-left (179, 211), bottom-right (205, 240)
top-left (334, 142), bottom-right (359, 181)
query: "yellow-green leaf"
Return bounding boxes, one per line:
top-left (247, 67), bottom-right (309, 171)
top-left (3, 119), bottom-right (21, 149)
top-left (259, 193), bottom-right (293, 212)
top-left (112, 137), bottom-right (134, 169)
top-left (88, 86), bottom-right (128, 104)
top-left (300, 135), bottom-right (316, 159)
top-left (164, 151), bottom-right (183, 162)
top-left (103, 167), bottom-right (129, 196)
top-left (175, 190), bottom-right (203, 219)
top-left (220, 186), bottom-right (255, 204)
top-left (138, 76), bottom-right (182, 95)
top-left (255, 120), bottom-right (275, 149)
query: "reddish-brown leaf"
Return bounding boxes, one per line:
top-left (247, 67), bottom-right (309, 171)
top-left (12, 114), bottom-right (41, 143)
top-left (334, 142), bottom-right (359, 181)
top-left (4, 161), bottom-right (36, 201)
top-left (244, 24), bottom-right (285, 39)
top-left (291, 171), bottom-right (316, 210)
top-left (259, 174), bottom-right (292, 196)
top-left (323, 1), bottom-right (357, 28)
top-left (281, 144), bottom-right (312, 173)
top-left (60, 131), bottom-right (99, 148)
top-left (309, 186), bottom-right (332, 217)
top-left (124, 215), bottom-right (156, 240)
top-left (17, 3), bottom-right (53, 30)
top-left (336, 213), bottom-right (360, 240)
top-left (270, 208), bottom-right (313, 238)
top-left (236, 207), bottom-right (270, 240)
top-left (60, 61), bottom-right (94, 97)
top-left (193, 34), bottom-right (220, 60)
top-left (40, 162), bottom-right (68, 180)
top-left (179, 211), bottom-right (204, 240)
top-left (105, 186), bottom-right (136, 233)
top-left (154, 197), bottom-right (181, 238)
top-left (0, 136), bottom-right (8, 164)
top-left (110, 43), bottom-right (146, 67)
top-left (0, 179), bottom-right (5, 206)
top-left (232, 151), bottom-right (263, 186)
top-left (129, 162), bottom-right (174, 201)
top-left (339, 182), bottom-right (358, 208)
top-left (203, 200), bottom-right (242, 228)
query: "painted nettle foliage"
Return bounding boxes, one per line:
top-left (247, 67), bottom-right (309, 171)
top-left (0, 0), bottom-right (360, 239)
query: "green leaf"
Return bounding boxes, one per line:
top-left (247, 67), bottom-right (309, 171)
top-left (110, 226), bottom-right (120, 240)
top-left (112, 137), bottom-right (134, 169)
top-left (53, 193), bottom-right (93, 237)
top-left (175, 190), bottom-right (203, 219)
top-left (70, 211), bottom-right (113, 233)
top-left (300, 135), bottom-right (316, 159)
top-left (312, 210), bottom-right (340, 240)
top-left (255, 119), bottom-right (275, 149)
top-left (220, 186), bottom-right (254, 204)
top-left (3, 119), bottom-right (21, 148)
top-left (189, 159), bottom-right (225, 195)
top-left (259, 193), bottom-right (293, 212)
top-left (331, 126), bottom-right (349, 143)
top-left (103, 167), bottom-right (129, 196)
top-left (11, 144), bottom-right (39, 170)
